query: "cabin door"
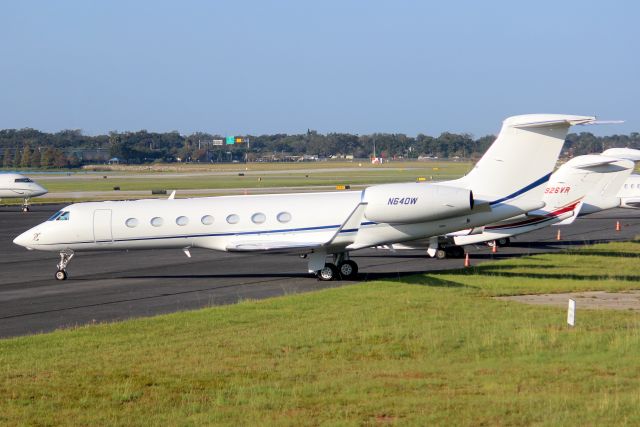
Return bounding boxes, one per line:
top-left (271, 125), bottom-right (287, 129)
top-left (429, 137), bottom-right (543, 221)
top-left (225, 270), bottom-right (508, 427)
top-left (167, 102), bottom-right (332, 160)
top-left (93, 209), bottom-right (113, 243)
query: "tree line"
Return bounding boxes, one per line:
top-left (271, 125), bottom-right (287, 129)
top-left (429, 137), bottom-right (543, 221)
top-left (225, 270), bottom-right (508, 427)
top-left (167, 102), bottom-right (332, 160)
top-left (1, 128), bottom-right (639, 168)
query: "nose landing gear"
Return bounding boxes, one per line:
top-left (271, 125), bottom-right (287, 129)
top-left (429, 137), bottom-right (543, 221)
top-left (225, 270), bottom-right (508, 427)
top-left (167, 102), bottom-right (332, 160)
top-left (22, 197), bottom-right (31, 212)
top-left (55, 250), bottom-right (74, 280)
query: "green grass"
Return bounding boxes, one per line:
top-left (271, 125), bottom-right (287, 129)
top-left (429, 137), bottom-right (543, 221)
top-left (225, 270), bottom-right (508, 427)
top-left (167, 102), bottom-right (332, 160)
top-left (2, 241), bottom-right (640, 425)
top-left (2, 161), bottom-right (472, 204)
top-left (30, 161), bottom-right (472, 193)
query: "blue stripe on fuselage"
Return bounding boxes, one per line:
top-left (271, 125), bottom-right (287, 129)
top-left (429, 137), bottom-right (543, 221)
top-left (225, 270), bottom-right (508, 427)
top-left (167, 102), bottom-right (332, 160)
top-left (489, 173), bottom-right (551, 206)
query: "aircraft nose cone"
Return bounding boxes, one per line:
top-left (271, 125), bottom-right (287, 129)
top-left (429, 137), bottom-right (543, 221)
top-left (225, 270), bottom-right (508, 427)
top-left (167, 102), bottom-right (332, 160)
top-left (35, 186), bottom-right (48, 196)
top-left (13, 230), bottom-right (34, 248)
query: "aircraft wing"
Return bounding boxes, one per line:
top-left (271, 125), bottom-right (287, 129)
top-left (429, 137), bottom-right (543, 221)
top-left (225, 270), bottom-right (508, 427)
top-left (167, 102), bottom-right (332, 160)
top-left (225, 202), bottom-right (368, 254)
top-left (226, 241), bottom-right (324, 253)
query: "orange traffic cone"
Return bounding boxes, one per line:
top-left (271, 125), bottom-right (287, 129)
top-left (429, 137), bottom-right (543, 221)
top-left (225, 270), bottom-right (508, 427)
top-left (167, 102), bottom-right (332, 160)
top-left (616, 221), bottom-right (621, 232)
top-left (464, 253), bottom-right (470, 268)
top-left (556, 229), bottom-right (561, 241)
top-left (491, 243), bottom-right (497, 253)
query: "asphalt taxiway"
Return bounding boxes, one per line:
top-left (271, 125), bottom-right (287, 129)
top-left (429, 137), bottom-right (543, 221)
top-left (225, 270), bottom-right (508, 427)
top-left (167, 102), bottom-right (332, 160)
top-left (1, 204), bottom-right (638, 338)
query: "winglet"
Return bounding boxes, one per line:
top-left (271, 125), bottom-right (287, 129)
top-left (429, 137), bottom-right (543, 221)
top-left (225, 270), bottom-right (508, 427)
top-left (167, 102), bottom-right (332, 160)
top-left (168, 190), bottom-right (176, 200)
top-left (324, 202), bottom-right (368, 247)
top-left (553, 201), bottom-right (584, 225)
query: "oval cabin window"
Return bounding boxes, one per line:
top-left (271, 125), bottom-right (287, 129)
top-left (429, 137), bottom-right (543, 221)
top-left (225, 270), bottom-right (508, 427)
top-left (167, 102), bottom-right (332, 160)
top-left (201, 215), bottom-right (214, 225)
top-left (226, 214), bottom-right (240, 224)
top-left (125, 218), bottom-right (139, 228)
top-left (176, 216), bottom-right (189, 226)
top-left (277, 212), bottom-right (292, 223)
top-left (251, 212), bottom-right (266, 224)
top-left (150, 217), bottom-right (163, 227)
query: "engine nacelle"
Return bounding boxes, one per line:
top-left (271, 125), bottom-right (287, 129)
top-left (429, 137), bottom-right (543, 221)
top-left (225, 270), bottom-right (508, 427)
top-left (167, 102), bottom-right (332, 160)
top-left (363, 182), bottom-right (474, 224)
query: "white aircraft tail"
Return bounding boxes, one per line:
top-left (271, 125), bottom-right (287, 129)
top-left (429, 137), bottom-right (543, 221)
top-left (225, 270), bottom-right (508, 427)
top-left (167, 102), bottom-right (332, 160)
top-left (540, 155), bottom-right (633, 212)
top-left (580, 157), bottom-right (636, 215)
top-left (452, 114), bottom-right (595, 208)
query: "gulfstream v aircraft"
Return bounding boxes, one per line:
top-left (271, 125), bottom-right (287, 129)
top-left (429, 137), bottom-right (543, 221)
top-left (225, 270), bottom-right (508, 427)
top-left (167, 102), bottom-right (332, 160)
top-left (13, 114), bottom-right (595, 281)
top-left (0, 173), bottom-right (48, 211)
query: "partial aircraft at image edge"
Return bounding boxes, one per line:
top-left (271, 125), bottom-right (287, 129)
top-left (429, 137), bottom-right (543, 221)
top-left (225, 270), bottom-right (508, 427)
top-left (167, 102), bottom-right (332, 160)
top-left (0, 173), bottom-right (48, 212)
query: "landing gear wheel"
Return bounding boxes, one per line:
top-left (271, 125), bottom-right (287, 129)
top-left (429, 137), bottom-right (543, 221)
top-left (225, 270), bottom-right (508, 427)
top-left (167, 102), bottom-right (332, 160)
top-left (435, 249), bottom-right (447, 260)
top-left (496, 237), bottom-right (511, 247)
top-left (446, 246), bottom-right (465, 258)
top-left (317, 263), bottom-right (338, 281)
top-left (55, 250), bottom-right (74, 281)
top-left (338, 260), bottom-right (358, 280)
top-left (22, 206), bottom-right (29, 212)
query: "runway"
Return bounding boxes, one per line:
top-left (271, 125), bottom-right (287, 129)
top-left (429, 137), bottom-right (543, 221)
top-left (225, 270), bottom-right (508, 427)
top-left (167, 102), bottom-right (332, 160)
top-left (1, 204), bottom-right (638, 338)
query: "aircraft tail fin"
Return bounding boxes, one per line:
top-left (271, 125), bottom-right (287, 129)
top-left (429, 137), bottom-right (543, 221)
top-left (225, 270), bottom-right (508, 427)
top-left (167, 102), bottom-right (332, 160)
top-left (452, 114), bottom-right (595, 208)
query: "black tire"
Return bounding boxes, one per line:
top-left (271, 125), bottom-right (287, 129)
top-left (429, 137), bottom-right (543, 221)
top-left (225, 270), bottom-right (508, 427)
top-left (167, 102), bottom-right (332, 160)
top-left (497, 237), bottom-right (511, 247)
top-left (55, 270), bottom-right (67, 281)
top-left (435, 249), bottom-right (447, 260)
top-left (338, 260), bottom-right (358, 280)
top-left (317, 263), bottom-right (338, 281)
top-left (446, 246), bottom-right (465, 258)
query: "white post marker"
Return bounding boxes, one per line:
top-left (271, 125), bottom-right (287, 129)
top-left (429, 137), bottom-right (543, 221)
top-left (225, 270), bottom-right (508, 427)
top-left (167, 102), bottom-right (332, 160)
top-left (567, 298), bottom-right (576, 327)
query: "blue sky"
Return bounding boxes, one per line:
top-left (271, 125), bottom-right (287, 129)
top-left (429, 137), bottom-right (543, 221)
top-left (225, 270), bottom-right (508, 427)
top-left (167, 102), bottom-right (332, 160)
top-left (1, 1), bottom-right (638, 137)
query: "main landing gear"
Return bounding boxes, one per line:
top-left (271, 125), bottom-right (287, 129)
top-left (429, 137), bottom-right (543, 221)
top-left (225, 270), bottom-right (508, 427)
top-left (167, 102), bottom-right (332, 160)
top-left (55, 249), bottom-right (74, 280)
top-left (431, 245), bottom-right (465, 259)
top-left (312, 252), bottom-right (359, 281)
top-left (487, 237), bottom-right (511, 248)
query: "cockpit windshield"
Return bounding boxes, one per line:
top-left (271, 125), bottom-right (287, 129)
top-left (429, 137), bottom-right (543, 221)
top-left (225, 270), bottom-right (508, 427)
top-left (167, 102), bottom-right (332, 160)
top-left (47, 211), bottom-right (70, 221)
top-left (14, 177), bottom-right (33, 183)
top-left (47, 211), bottom-right (62, 221)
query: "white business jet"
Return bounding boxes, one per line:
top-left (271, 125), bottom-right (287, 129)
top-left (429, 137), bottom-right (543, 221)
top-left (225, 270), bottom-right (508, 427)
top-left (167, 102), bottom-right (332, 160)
top-left (0, 173), bottom-right (48, 211)
top-left (576, 148), bottom-right (640, 215)
top-left (13, 114), bottom-right (594, 281)
top-left (618, 175), bottom-right (640, 208)
top-left (593, 148), bottom-right (640, 211)
top-left (385, 152), bottom-right (635, 257)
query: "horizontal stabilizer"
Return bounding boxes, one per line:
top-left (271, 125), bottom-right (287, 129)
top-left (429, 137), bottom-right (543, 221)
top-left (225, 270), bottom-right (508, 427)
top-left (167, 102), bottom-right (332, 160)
top-left (583, 120), bottom-right (624, 126)
top-left (569, 157), bottom-right (620, 169)
top-left (602, 148), bottom-right (640, 162)
top-left (511, 116), bottom-right (596, 129)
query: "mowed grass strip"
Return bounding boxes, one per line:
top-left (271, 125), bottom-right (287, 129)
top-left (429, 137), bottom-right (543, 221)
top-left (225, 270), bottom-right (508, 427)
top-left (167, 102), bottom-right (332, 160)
top-left (2, 242), bottom-right (640, 425)
top-left (32, 162), bottom-right (473, 193)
